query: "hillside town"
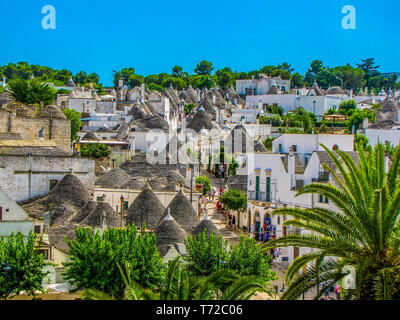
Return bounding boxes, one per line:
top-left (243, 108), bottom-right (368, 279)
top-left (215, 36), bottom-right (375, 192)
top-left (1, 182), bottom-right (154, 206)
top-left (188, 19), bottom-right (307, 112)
top-left (1, 58), bottom-right (400, 301)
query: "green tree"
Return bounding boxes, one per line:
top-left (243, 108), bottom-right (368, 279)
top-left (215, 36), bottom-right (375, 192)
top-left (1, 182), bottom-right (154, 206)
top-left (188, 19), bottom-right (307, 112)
top-left (215, 67), bottom-right (234, 89)
top-left (356, 58), bottom-right (380, 81)
top-left (263, 143), bottom-right (400, 300)
top-left (62, 109), bottom-right (82, 142)
top-left (220, 189), bottom-right (247, 213)
top-left (227, 235), bottom-right (276, 281)
top-left (8, 79), bottom-right (57, 106)
top-left (290, 73), bottom-right (304, 88)
top-left (80, 143), bottom-right (111, 158)
top-left (184, 230), bottom-right (229, 276)
top-left (338, 99), bottom-right (357, 115)
top-left (346, 109), bottom-right (376, 133)
top-left (0, 232), bottom-right (50, 299)
top-left (147, 83), bottom-right (164, 92)
top-left (73, 71), bottom-right (88, 85)
top-left (64, 225), bottom-right (166, 298)
top-left (84, 257), bottom-right (271, 300)
top-left (172, 65), bottom-right (183, 77)
top-left (161, 77), bottom-right (187, 90)
top-left (196, 175), bottom-right (211, 195)
top-left (113, 68), bottom-right (135, 88)
top-left (194, 60), bottom-right (214, 76)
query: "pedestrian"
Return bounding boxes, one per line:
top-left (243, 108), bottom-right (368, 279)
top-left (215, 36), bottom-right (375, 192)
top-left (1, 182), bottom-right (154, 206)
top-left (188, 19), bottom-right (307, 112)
top-left (228, 212), bottom-right (232, 228)
top-left (220, 186), bottom-right (224, 197)
top-left (335, 284), bottom-right (341, 300)
top-left (232, 214), bottom-right (236, 229)
top-left (211, 188), bottom-right (216, 201)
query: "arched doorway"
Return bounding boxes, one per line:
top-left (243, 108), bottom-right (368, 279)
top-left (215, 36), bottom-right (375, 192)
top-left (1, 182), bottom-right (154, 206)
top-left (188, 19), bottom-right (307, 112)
top-left (247, 209), bottom-right (252, 231)
top-left (253, 211), bottom-right (261, 240)
top-left (260, 211), bottom-right (275, 242)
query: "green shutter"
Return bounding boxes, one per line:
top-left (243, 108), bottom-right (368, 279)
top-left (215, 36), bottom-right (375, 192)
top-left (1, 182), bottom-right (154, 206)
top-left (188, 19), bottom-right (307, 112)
top-left (266, 177), bottom-right (271, 201)
top-left (256, 176), bottom-right (260, 200)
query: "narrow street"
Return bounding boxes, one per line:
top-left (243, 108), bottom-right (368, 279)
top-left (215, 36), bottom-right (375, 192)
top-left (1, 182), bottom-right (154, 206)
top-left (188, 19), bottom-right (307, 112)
top-left (198, 169), bottom-right (338, 300)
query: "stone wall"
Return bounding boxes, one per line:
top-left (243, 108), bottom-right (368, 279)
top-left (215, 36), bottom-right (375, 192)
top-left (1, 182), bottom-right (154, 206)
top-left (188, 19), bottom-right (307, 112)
top-left (0, 154), bottom-right (95, 201)
top-left (0, 110), bottom-right (71, 153)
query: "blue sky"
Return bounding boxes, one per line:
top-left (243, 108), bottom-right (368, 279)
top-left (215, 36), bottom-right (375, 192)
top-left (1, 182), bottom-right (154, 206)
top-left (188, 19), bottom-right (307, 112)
top-left (0, 0), bottom-right (399, 86)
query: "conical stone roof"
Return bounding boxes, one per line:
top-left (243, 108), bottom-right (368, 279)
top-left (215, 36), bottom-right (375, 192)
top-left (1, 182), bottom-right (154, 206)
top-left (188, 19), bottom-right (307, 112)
top-left (254, 140), bottom-right (268, 152)
top-left (155, 210), bottom-right (187, 256)
top-left (187, 108), bottom-right (214, 133)
top-left (95, 168), bottom-right (132, 188)
top-left (125, 184), bottom-right (165, 230)
top-left (193, 214), bottom-right (220, 238)
top-left (82, 202), bottom-right (121, 228)
top-left (71, 200), bottom-right (97, 223)
top-left (159, 189), bottom-right (200, 234)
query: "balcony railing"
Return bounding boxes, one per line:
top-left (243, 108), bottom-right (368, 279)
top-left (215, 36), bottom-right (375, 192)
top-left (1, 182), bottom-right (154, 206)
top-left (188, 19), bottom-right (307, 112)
top-left (247, 191), bottom-right (272, 202)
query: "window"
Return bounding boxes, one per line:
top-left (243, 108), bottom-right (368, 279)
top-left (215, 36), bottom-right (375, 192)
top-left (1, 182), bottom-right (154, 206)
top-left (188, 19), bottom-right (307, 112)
top-left (96, 196), bottom-right (103, 203)
top-left (0, 207), bottom-right (2, 221)
top-left (34, 225), bottom-right (41, 234)
top-left (332, 144), bottom-right (339, 151)
top-left (319, 194), bottom-right (324, 203)
top-left (278, 144), bottom-right (283, 153)
top-left (291, 145), bottom-right (297, 152)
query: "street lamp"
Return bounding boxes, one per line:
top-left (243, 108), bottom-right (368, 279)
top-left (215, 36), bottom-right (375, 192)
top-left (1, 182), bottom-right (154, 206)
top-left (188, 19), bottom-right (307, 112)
top-left (2, 262), bottom-right (11, 298)
top-left (120, 195), bottom-right (124, 228)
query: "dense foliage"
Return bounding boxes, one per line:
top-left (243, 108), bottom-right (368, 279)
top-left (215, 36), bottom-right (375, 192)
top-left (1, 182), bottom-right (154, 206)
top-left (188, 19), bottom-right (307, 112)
top-left (184, 231), bottom-right (229, 276)
top-left (80, 143), bottom-right (111, 158)
top-left (2, 57), bottom-right (398, 93)
top-left (227, 236), bottom-right (276, 281)
top-left (185, 230), bottom-right (275, 282)
top-left (8, 78), bottom-right (57, 106)
top-left (63, 226), bottom-right (166, 298)
top-left (0, 232), bottom-right (50, 299)
top-left (196, 175), bottom-right (211, 195)
top-left (220, 189), bottom-right (247, 212)
top-left (62, 108), bottom-right (82, 142)
top-left (84, 257), bottom-right (272, 300)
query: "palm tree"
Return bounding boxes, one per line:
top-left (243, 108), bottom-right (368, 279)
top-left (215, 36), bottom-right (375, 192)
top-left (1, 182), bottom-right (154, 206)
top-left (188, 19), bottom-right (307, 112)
top-left (262, 143), bottom-right (400, 300)
top-left (83, 257), bottom-right (271, 300)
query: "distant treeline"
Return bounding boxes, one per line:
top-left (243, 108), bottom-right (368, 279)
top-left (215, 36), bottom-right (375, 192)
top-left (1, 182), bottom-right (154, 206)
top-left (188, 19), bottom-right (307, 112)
top-left (1, 58), bottom-right (399, 93)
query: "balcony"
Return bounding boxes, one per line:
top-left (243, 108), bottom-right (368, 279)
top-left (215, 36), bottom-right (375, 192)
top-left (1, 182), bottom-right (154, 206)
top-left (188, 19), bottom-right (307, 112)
top-left (247, 191), bottom-right (272, 202)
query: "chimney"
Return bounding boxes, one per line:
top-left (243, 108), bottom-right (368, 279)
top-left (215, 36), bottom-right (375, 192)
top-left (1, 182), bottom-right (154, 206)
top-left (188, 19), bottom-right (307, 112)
top-left (140, 83), bottom-right (145, 102)
top-left (288, 146), bottom-right (296, 190)
top-left (118, 79), bottom-right (124, 89)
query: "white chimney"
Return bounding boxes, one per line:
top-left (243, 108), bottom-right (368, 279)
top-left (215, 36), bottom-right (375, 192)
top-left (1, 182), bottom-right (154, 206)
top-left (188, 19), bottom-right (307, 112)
top-left (288, 147), bottom-right (296, 190)
top-left (212, 95), bottom-right (216, 104)
top-left (118, 79), bottom-right (124, 88)
top-left (140, 83), bottom-right (145, 102)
